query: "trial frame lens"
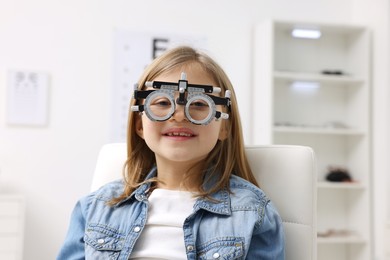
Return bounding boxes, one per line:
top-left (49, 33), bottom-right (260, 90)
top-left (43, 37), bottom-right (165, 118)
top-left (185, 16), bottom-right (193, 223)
top-left (185, 94), bottom-right (215, 125)
top-left (144, 90), bottom-right (175, 122)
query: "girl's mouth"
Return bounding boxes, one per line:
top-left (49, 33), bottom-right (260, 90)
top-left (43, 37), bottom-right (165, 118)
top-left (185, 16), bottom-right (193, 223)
top-left (165, 132), bottom-right (194, 137)
top-left (162, 128), bottom-right (196, 138)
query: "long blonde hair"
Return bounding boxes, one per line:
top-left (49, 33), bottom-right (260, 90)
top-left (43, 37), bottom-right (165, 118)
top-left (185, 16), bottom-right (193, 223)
top-left (110, 46), bottom-right (257, 204)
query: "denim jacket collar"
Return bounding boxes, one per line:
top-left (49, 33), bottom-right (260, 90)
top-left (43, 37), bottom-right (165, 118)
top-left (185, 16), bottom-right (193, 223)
top-left (115, 166), bottom-right (231, 216)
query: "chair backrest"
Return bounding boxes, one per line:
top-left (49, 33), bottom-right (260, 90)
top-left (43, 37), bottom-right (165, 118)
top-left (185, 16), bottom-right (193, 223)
top-left (91, 143), bottom-right (317, 260)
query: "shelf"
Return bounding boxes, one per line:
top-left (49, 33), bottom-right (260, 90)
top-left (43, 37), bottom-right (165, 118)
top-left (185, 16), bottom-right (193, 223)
top-left (274, 71), bottom-right (365, 85)
top-left (317, 181), bottom-right (366, 190)
top-left (317, 236), bottom-right (366, 244)
top-left (273, 126), bottom-right (366, 135)
top-left (274, 21), bottom-right (366, 35)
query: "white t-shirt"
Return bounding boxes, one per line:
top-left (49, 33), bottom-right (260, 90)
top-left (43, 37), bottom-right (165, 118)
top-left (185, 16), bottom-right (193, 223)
top-left (129, 188), bottom-right (196, 260)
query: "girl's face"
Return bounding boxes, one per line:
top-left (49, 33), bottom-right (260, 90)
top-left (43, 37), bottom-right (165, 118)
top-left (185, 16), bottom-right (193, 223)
top-left (135, 64), bottom-right (227, 166)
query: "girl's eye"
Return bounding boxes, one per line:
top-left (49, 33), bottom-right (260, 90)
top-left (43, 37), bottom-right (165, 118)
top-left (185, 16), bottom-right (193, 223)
top-left (151, 98), bottom-right (171, 107)
top-left (190, 101), bottom-right (208, 109)
top-left (157, 101), bottom-right (170, 106)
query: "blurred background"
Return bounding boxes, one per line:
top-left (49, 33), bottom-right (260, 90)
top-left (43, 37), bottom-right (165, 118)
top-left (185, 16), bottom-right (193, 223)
top-left (0, 0), bottom-right (389, 259)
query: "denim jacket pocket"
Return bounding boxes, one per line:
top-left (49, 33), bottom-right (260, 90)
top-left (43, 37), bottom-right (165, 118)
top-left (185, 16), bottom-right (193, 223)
top-left (197, 237), bottom-right (244, 260)
top-left (84, 223), bottom-right (125, 259)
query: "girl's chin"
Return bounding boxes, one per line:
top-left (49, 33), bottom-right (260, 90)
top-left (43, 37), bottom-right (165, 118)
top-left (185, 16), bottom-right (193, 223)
top-left (157, 153), bottom-right (207, 164)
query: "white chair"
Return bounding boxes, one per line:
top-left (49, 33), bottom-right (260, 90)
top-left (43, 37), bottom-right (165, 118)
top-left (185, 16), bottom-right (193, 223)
top-left (91, 143), bottom-right (317, 260)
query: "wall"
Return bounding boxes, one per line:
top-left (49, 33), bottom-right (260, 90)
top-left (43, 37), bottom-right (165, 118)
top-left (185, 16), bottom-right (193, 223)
top-left (0, 0), bottom-right (386, 259)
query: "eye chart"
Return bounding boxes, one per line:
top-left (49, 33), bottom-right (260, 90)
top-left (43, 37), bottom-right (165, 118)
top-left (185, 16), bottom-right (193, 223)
top-left (6, 70), bottom-right (49, 126)
top-left (110, 30), bottom-right (207, 142)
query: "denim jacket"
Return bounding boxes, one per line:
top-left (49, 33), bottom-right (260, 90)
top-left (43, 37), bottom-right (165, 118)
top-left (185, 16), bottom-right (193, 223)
top-left (57, 168), bottom-right (285, 260)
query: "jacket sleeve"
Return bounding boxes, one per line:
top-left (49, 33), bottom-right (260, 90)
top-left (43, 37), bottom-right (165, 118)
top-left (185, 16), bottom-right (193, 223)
top-left (247, 200), bottom-right (285, 259)
top-left (56, 199), bottom-right (88, 260)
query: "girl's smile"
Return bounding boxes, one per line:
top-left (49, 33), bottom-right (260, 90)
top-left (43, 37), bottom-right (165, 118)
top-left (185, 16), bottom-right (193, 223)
top-left (162, 127), bottom-right (197, 140)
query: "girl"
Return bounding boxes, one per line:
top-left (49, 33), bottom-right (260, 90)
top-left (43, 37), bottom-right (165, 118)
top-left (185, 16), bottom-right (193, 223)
top-left (57, 46), bottom-right (285, 259)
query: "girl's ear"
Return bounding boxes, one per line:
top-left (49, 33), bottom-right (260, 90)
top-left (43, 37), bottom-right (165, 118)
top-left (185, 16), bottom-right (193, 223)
top-left (135, 115), bottom-right (144, 139)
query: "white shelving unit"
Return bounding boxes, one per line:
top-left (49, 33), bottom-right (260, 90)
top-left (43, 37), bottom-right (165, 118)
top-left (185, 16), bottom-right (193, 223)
top-left (0, 195), bottom-right (25, 260)
top-left (253, 20), bottom-right (371, 260)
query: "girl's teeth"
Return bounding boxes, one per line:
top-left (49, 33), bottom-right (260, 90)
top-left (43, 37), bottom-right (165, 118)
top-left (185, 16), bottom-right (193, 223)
top-left (168, 132), bottom-right (192, 137)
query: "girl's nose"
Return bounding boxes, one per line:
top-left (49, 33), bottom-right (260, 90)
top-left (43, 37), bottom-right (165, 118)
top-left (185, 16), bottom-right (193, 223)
top-left (170, 104), bottom-right (188, 122)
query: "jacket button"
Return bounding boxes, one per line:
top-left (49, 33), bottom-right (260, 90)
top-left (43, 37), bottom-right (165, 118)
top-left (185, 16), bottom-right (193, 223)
top-left (186, 245), bottom-right (194, 251)
top-left (213, 252), bottom-right (220, 259)
top-left (97, 238), bottom-right (105, 244)
top-left (134, 226), bottom-right (141, 232)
